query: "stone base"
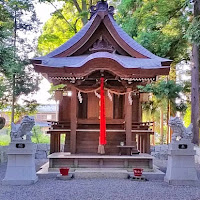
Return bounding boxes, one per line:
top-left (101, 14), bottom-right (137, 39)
top-left (164, 177), bottom-right (199, 186)
top-left (2, 177), bottom-right (38, 186)
top-left (56, 173), bottom-right (74, 180)
top-left (3, 140), bottom-right (38, 185)
top-left (164, 140), bottom-right (198, 185)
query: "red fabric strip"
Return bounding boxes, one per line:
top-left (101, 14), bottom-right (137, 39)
top-left (100, 77), bottom-right (106, 145)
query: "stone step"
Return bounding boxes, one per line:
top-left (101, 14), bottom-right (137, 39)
top-left (37, 162), bottom-right (165, 180)
top-left (74, 168), bottom-right (128, 179)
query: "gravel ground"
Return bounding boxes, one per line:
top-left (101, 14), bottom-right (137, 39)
top-left (0, 159), bottom-right (200, 200)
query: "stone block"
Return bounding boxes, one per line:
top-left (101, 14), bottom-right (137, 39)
top-left (47, 144), bottom-right (50, 151)
top-left (154, 145), bottom-right (161, 152)
top-left (165, 141), bottom-right (198, 185)
top-left (57, 173), bottom-right (74, 180)
top-left (35, 150), bottom-right (47, 159)
top-left (3, 140), bottom-right (38, 185)
top-left (37, 143), bottom-right (48, 151)
top-left (151, 152), bottom-right (160, 159)
top-left (150, 146), bottom-right (155, 152)
top-left (0, 146), bottom-right (8, 163)
top-left (159, 153), bottom-right (168, 160)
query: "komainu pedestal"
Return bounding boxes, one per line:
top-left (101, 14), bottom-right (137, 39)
top-left (164, 117), bottom-right (198, 185)
top-left (3, 116), bottom-right (38, 185)
top-left (2, 141), bottom-right (38, 185)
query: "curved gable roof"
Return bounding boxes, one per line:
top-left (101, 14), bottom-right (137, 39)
top-left (32, 1), bottom-right (171, 78)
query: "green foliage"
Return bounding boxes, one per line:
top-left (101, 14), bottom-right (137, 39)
top-left (37, 0), bottom-right (100, 55)
top-left (38, 1), bottom-right (84, 55)
top-left (138, 80), bottom-right (186, 114)
top-left (0, 134), bottom-right (10, 146)
top-left (186, 16), bottom-right (200, 45)
top-left (0, 0), bottom-right (41, 120)
top-left (32, 126), bottom-right (50, 144)
top-left (117, 0), bottom-right (191, 63)
top-left (0, 127), bottom-right (11, 146)
top-left (184, 103), bottom-right (191, 127)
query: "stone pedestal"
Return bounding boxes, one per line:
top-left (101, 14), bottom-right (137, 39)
top-left (164, 139), bottom-right (198, 185)
top-left (2, 140), bottom-right (38, 185)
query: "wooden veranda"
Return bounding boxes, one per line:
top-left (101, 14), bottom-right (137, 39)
top-left (47, 120), bottom-right (154, 155)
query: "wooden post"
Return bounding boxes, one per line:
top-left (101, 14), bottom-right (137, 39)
top-left (141, 135), bottom-right (144, 153)
top-left (146, 134), bottom-right (150, 154)
top-left (125, 88), bottom-right (133, 146)
top-left (70, 85), bottom-right (77, 154)
top-left (143, 135), bottom-right (146, 153)
top-left (50, 132), bottom-right (60, 154)
top-left (138, 96), bottom-right (142, 122)
top-left (138, 135), bottom-right (141, 152)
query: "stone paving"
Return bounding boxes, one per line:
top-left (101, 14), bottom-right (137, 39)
top-left (0, 159), bottom-right (200, 200)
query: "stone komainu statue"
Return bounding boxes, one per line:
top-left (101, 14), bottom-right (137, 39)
top-left (11, 116), bottom-right (35, 141)
top-left (169, 116), bottom-right (193, 142)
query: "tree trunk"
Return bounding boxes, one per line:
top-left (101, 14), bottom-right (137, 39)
top-left (11, 74), bottom-right (15, 123)
top-left (191, 44), bottom-right (199, 145)
top-left (81, 0), bottom-right (88, 25)
top-left (152, 117), bottom-right (155, 145)
top-left (166, 100), bottom-right (170, 144)
top-left (191, 0), bottom-right (200, 145)
top-left (160, 108), bottom-right (164, 144)
top-left (11, 9), bottom-right (17, 123)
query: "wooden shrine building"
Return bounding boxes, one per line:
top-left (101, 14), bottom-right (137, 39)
top-left (32, 1), bottom-right (171, 169)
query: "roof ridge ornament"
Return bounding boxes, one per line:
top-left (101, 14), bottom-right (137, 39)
top-left (90, 0), bottom-right (114, 19)
top-left (89, 36), bottom-right (115, 53)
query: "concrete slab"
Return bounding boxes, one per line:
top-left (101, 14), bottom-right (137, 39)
top-left (57, 173), bottom-right (74, 180)
top-left (128, 168), bottom-right (165, 180)
top-left (37, 162), bottom-right (164, 180)
top-left (74, 168), bottom-right (128, 179)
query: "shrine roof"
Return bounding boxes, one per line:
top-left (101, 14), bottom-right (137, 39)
top-left (32, 0), bottom-right (172, 78)
top-left (33, 52), bottom-right (170, 69)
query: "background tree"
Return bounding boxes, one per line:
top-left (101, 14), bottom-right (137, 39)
top-left (138, 80), bottom-right (187, 143)
top-left (187, 0), bottom-right (200, 145)
top-left (0, 0), bottom-right (41, 122)
top-left (117, 0), bottom-right (200, 144)
top-left (38, 0), bottom-right (108, 55)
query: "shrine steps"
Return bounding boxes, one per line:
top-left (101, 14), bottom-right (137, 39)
top-left (37, 162), bottom-right (165, 180)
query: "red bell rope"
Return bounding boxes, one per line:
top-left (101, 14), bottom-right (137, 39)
top-left (100, 77), bottom-right (106, 145)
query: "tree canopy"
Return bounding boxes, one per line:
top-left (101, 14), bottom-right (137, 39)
top-left (116, 0), bottom-right (192, 64)
top-left (0, 0), bottom-right (41, 122)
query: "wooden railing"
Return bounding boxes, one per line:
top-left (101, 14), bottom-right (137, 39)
top-left (48, 120), bottom-right (153, 131)
top-left (47, 120), bottom-right (154, 154)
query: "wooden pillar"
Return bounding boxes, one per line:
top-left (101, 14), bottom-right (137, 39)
top-left (138, 96), bottom-right (142, 122)
top-left (146, 134), bottom-right (150, 154)
top-left (143, 135), bottom-right (146, 153)
top-left (50, 133), bottom-right (60, 154)
top-left (137, 134), bottom-right (140, 151)
top-left (70, 85), bottom-right (77, 154)
top-left (141, 135), bottom-right (144, 153)
top-left (125, 88), bottom-right (133, 146)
